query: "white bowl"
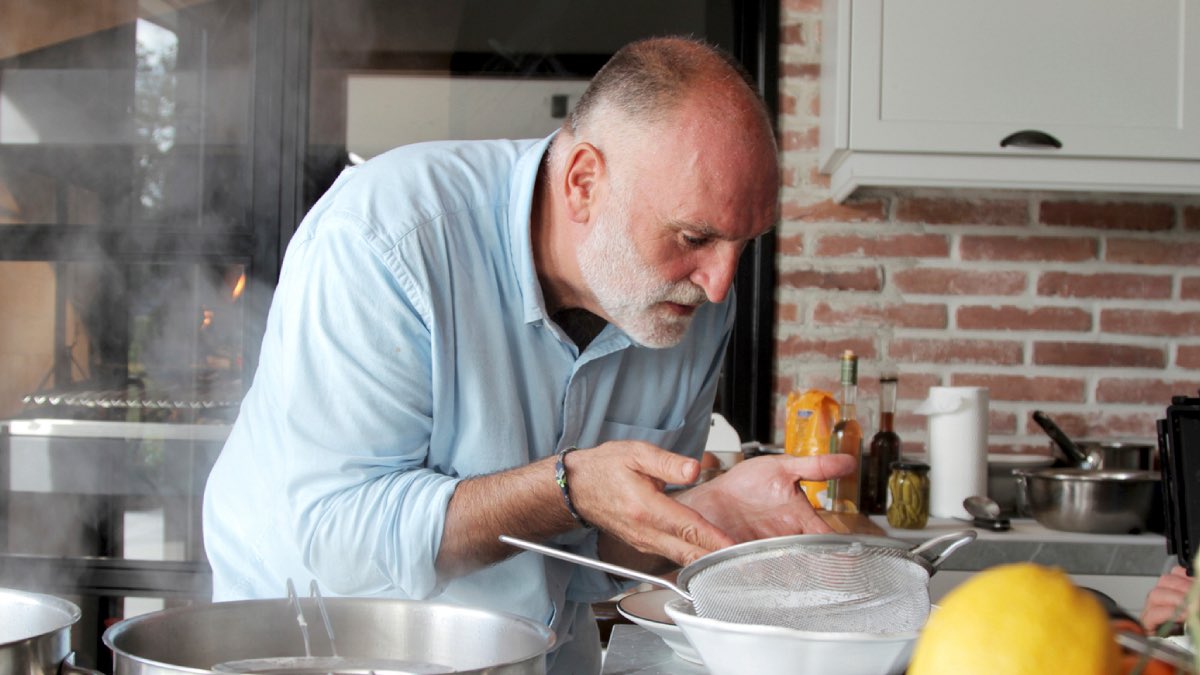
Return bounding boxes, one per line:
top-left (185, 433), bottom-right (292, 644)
top-left (615, 589), bottom-right (702, 664)
top-left (662, 597), bottom-right (917, 675)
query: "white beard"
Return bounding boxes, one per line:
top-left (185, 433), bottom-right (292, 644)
top-left (577, 187), bottom-right (707, 348)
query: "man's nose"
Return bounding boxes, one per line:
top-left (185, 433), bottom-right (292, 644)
top-left (691, 244), bottom-right (742, 304)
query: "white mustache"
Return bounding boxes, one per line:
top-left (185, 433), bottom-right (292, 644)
top-left (661, 283), bottom-right (707, 306)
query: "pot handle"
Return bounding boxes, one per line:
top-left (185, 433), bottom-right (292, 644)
top-left (908, 529), bottom-right (978, 571)
top-left (59, 652), bottom-right (105, 675)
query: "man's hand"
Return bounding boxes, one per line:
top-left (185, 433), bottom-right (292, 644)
top-left (1140, 565), bottom-right (1193, 633)
top-left (674, 453), bottom-right (857, 542)
top-left (566, 440), bottom-right (736, 566)
top-left (439, 440), bottom-right (734, 578)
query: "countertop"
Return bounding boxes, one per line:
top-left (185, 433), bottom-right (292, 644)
top-left (872, 515), bottom-right (1170, 576)
top-left (602, 625), bottom-right (705, 675)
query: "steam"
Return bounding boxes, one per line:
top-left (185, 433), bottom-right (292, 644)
top-left (0, 8), bottom-right (270, 663)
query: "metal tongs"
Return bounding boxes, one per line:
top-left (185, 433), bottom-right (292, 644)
top-left (1114, 630), bottom-right (1197, 673)
top-left (211, 580), bottom-right (448, 674)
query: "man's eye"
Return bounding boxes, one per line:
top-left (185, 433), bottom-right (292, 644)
top-left (682, 233), bottom-right (709, 247)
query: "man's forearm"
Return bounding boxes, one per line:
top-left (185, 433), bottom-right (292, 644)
top-left (435, 454), bottom-right (577, 579)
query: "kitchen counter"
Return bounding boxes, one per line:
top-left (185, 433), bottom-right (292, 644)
top-left (873, 515), bottom-right (1170, 612)
top-left (873, 515), bottom-right (1170, 576)
top-left (602, 625), bottom-right (705, 675)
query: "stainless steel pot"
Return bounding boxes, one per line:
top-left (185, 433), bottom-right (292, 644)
top-left (1019, 468), bottom-right (1160, 534)
top-left (0, 587), bottom-right (99, 675)
top-left (986, 453), bottom-right (1054, 516)
top-left (1031, 410), bottom-right (1157, 470)
top-left (104, 597), bottom-right (555, 674)
top-left (1064, 439), bottom-right (1157, 471)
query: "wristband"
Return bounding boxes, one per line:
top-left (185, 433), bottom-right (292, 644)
top-left (555, 446), bottom-right (593, 529)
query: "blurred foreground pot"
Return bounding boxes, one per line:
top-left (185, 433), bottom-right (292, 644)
top-left (1019, 468), bottom-right (1160, 534)
top-left (104, 596), bottom-right (555, 674)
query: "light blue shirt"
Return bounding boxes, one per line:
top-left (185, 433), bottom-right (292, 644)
top-left (202, 134), bottom-right (733, 673)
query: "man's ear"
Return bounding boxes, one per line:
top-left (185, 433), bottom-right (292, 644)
top-left (563, 142), bottom-right (605, 224)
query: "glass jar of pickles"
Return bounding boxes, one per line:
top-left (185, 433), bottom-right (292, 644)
top-left (886, 461), bottom-right (930, 529)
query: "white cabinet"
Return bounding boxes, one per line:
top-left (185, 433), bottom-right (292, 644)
top-left (820, 0), bottom-right (1200, 202)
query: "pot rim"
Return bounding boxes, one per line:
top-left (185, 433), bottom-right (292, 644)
top-left (103, 595), bottom-right (556, 672)
top-left (0, 587), bottom-right (82, 646)
top-left (1067, 438), bottom-right (1156, 450)
top-left (1016, 468), bottom-right (1160, 482)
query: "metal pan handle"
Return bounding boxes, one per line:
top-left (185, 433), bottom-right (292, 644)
top-left (59, 653), bottom-right (105, 675)
top-left (908, 529), bottom-right (978, 570)
top-left (500, 535), bottom-right (693, 601)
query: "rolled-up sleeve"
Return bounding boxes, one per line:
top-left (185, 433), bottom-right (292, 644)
top-left (274, 213), bottom-right (454, 598)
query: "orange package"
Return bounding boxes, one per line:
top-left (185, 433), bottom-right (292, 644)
top-left (784, 389), bottom-right (840, 509)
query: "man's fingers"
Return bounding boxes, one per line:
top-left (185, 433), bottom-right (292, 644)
top-left (627, 497), bottom-right (735, 562)
top-left (629, 444), bottom-right (702, 485)
top-left (569, 442), bottom-right (735, 566)
top-left (793, 502), bottom-right (835, 534)
top-left (774, 453), bottom-right (857, 480)
top-left (643, 511), bottom-right (734, 564)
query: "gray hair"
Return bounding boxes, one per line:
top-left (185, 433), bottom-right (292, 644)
top-left (563, 36), bottom-right (770, 137)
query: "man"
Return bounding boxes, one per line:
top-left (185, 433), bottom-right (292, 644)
top-left (203, 36), bottom-right (853, 673)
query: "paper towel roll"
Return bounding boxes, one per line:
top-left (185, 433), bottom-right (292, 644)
top-left (915, 386), bottom-right (989, 519)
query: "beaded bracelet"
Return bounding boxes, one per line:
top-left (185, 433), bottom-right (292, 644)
top-left (555, 446), bottom-right (592, 529)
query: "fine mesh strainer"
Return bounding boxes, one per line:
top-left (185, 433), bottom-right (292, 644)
top-left (500, 530), bottom-right (975, 635)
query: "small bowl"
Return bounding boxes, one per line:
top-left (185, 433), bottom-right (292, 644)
top-left (616, 589), bottom-right (701, 664)
top-left (1020, 468), bottom-right (1160, 534)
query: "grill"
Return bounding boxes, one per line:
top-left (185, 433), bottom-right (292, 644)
top-left (22, 389), bottom-right (241, 411)
top-left (17, 372), bottom-right (244, 427)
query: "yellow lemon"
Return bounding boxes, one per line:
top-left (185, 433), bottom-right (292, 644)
top-left (908, 562), bottom-right (1119, 675)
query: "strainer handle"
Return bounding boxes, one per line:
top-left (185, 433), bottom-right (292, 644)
top-left (908, 529), bottom-right (977, 569)
top-left (500, 535), bottom-right (692, 600)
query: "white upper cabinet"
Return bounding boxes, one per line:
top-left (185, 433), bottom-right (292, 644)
top-left (820, 0), bottom-right (1200, 202)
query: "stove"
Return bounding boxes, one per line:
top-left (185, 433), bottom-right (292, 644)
top-left (1, 411), bottom-right (231, 669)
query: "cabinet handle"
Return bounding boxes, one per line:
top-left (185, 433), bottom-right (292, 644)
top-left (999, 130), bottom-right (1062, 149)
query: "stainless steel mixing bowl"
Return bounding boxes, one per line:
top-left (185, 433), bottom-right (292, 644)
top-left (1018, 468), bottom-right (1160, 534)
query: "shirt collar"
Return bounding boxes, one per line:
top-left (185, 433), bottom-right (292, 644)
top-left (507, 132), bottom-right (635, 355)
top-left (508, 133), bottom-right (556, 326)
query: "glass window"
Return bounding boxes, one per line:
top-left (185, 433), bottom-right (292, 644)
top-left (0, 1), bottom-right (256, 417)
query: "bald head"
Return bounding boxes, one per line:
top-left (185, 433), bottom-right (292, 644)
top-left (550, 37), bottom-right (780, 214)
top-left (563, 37), bottom-right (775, 151)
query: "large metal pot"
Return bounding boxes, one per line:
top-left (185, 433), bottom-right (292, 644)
top-left (104, 596), bottom-right (555, 674)
top-left (1, 587), bottom-right (98, 674)
top-left (1019, 468), bottom-right (1160, 534)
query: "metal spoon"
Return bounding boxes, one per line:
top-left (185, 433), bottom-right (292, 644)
top-left (962, 495), bottom-right (1011, 531)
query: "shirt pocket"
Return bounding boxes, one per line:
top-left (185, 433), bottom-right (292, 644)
top-left (595, 416), bottom-right (687, 453)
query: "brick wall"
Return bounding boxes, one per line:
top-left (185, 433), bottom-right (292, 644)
top-left (774, 0), bottom-right (1200, 454)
